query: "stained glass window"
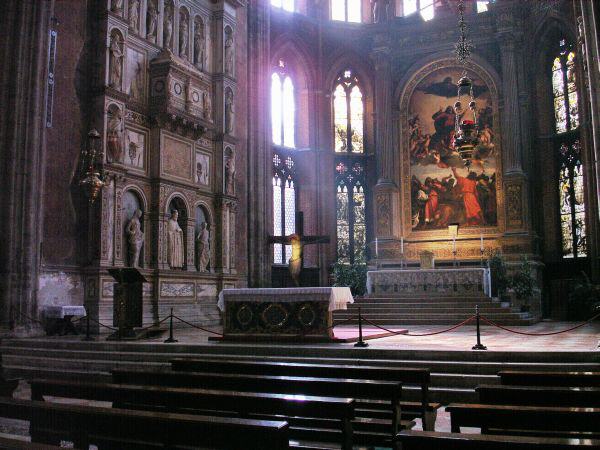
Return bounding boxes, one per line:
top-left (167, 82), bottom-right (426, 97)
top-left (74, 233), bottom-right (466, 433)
top-left (333, 70), bottom-right (364, 153)
top-left (271, 60), bottom-right (295, 148)
top-left (273, 152), bottom-right (296, 263)
top-left (331, 0), bottom-right (361, 23)
top-left (558, 141), bottom-right (586, 258)
top-left (402, 0), bottom-right (434, 21)
top-left (552, 40), bottom-right (579, 134)
top-left (336, 160), bottom-right (366, 264)
top-left (271, 0), bottom-right (294, 12)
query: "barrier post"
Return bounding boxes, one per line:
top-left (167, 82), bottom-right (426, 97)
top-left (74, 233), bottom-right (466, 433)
top-left (82, 313), bottom-right (94, 341)
top-left (472, 305), bottom-right (487, 350)
top-left (354, 307), bottom-right (369, 348)
top-left (164, 308), bottom-right (178, 343)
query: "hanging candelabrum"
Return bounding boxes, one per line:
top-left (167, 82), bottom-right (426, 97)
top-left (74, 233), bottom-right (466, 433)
top-left (79, 129), bottom-right (105, 203)
top-left (453, 0), bottom-right (479, 168)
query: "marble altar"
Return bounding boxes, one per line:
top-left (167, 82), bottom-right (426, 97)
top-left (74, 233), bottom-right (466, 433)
top-left (217, 287), bottom-right (353, 340)
top-left (366, 268), bottom-right (491, 297)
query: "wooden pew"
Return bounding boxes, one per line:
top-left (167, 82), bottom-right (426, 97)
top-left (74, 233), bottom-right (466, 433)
top-left (170, 357), bottom-right (438, 430)
top-left (394, 430), bottom-right (600, 450)
top-left (498, 370), bottom-right (600, 387)
top-left (113, 367), bottom-right (407, 445)
top-left (30, 378), bottom-right (355, 450)
top-left (0, 436), bottom-right (63, 450)
top-left (446, 403), bottom-right (600, 438)
top-left (477, 384), bottom-right (600, 408)
top-left (0, 396), bottom-right (290, 449)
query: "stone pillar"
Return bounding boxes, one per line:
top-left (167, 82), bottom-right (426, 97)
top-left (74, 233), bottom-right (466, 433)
top-left (0, 0), bottom-right (54, 333)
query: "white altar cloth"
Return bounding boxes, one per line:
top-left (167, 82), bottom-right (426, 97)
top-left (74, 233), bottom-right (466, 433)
top-left (218, 287), bottom-right (354, 312)
top-left (367, 268), bottom-right (491, 297)
top-left (42, 305), bottom-right (87, 318)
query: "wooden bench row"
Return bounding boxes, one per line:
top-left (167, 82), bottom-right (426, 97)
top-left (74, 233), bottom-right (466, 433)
top-left (497, 370), bottom-right (600, 387)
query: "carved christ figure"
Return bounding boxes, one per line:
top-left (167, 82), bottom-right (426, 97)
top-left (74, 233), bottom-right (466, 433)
top-left (146, 0), bottom-right (158, 43)
top-left (167, 210), bottom-right (185, 269)
top-left (109, 32), bottom-right (123, 89)
top-left (126, 209), bottom-right (144, 268)
top-left (196, 222), bottom-right (210, 272)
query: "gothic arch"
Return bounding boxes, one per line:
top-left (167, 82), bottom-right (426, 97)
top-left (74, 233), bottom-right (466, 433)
top-left (123, 185), bottom-right (148, 212)
top-left (164, 192), bottom-right (191, 216)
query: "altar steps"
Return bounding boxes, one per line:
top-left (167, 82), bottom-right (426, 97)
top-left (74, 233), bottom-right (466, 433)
top-left (334, 295), bottom-right (536, 326)
top-left (2, 339), bottom-right (598, 406)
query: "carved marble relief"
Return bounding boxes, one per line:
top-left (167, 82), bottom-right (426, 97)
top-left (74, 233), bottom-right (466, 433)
top-left (162, 134), bottom-right (192, 181)
top-left (126, 47), bottom-right (145, 101)
top-left (506, 183), bottom-right (523, 228)
top-left (376, 193), bottom-right (391, 236)
top-left (106, 104), bottom-right (124, 163)
top-left (125, 128), bottom-right (145, 169)
top-left (195, 152), bottom-right (210, 186)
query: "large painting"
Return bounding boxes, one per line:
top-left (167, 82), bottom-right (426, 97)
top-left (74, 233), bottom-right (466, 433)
top-left (409, 67), bottom-right (497, 230)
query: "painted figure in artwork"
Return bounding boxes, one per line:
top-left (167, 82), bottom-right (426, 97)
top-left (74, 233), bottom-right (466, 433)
top-left (126, 209), bottom-right (144, 268)
top-left (452, 166), bottom-right (483, 226)
top-left (167, 210), bottom-right (184, 269)
top-left (195, 222), bottom-right (210, 272)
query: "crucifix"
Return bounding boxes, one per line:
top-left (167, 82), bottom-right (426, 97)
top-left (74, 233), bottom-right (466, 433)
top-left (268, 212), bottom-right (330, 286)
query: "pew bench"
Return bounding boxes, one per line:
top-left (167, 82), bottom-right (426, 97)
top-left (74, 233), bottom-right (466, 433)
top-left (446, 403), bottom-right (600, 439)
top-left (394, 430), bottom-right (600, 450)
top-left (498, 370), bottom-right (600, 387)
top-left (30, 378), bottom-right (355, 449)
top-left (476, 384), bottom-right (600, 408)
top-left (0, 436), bottom-right (63, 450)
top-left (170, 357), bottom-right (438, 430)
top-left (113, 367), bottom-right (410, 446)
top-left (0, 396), bottom-right (291, 449)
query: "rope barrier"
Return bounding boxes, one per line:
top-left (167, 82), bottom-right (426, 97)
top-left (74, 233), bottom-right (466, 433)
top-left (480, 311), bottom-right (600, 336)
top-left (362, 315), bottom-right (476, 337)
top-left (15, 311), bottom-right (45, 325)
top-left (171, 314), bottom-right (224, 337)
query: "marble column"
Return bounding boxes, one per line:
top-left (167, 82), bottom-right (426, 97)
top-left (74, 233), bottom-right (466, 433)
top-left (372, 43), bottom-right (395, 185)
top-left (0, 0), bottom-right (54, 333)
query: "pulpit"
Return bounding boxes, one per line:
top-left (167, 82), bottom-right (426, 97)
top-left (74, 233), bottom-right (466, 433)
top-left (107, 268), bottom-right (147, 339)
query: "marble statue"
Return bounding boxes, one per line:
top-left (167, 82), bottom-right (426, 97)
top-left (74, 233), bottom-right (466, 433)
top-left (179, 12), bottom-right (189, 57)
top-left (224, 149), bottom-right (235, 195)
top-left (146, 0), bottom-right (158, 43)
top-left (167, 210), bottom-right (184, 269)
top-left (196, 222), bottom-right (210, 272)
top-left (111, 0), bottom-right (124, 15)
top-left (225, 90), bottom-right (234, 134)
top-left (224, 33), bottom-right (234, 76)
top-left (202, 90), bottom-right (212, 121)
top-left (194, 20), bottom-right (205, 70)
top-left (129, 0), bottom-right (140, 32)
top-left (129, 61), bottom-right (143, 100)
top-left (109, 31), bottom-right (123, 89)
top-left (126, 209), bottom-right (144, 268)
top-left (163, 4), bottom-right (174, 50)
top-left (106, 105), bottom-right (123, 162)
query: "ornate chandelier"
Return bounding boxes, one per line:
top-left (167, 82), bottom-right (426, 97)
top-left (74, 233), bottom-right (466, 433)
top-left (79, 129), bottom-right (106, 203)
top-left (453, 0), bottom-right (478, 167)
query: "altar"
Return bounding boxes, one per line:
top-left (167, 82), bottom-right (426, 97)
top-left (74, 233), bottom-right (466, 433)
top-left (217, 287), bottom-right (354, 340)
top-left (366, 268), bottom-right (491, 297)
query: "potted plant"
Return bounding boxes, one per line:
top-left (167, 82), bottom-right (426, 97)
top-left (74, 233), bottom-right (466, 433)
top-left (510, 257), bottom-right (535, 312)
top-left (488, 251), bottom-right (509, 302)
top-left (569, 272), bottom-right (600, 320)
top-left (332, 261), bottom-right (367, 297)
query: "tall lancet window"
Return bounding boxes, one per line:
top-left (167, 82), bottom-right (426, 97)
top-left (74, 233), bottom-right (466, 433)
top-left (333, 70), bottom-right (364, 153)
top-left (331, 0), bottom-right (361, 22)
top-left (552, 39), bottom-right (586, 258)
top-left (271, 60), bottom-right (295, 148)
top-left (336, 161), bottom-right (366, 264)
top-left (271, 0), bottom-right (294, 12)
top-left (273, 153), bottom-right (296, 263)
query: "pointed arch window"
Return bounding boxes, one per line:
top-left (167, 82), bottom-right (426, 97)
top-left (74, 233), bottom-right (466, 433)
top-left (336, 160), bottom-right (366, 264)
top-left (331, 0), bottom-right (361, 22)
top-left (333, 70), bottom-right (364, 153)
top-left (271, 60), bottom-right (295, 148)
top-left (402, 0), bottom-right (434, 21)
top-left (552, 40), bottom-right (586, 259)
top-left (273, 153), bottom-right (296, 263)
top-left (271, 0), bottom-right (294, 12)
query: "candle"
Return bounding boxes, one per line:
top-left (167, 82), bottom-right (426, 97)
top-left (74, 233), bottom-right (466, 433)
top-left (480, 234), bottom-right (484, 252)
top-left (401, 237), bottom-right (404, 254)
top-left (452, 237), bottom-right (456, 253)
top-left (375, 237), bottom-right (378, 258)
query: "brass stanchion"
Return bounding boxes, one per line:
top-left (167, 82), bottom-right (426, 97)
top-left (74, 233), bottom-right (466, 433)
top-left (164, 308), bottom-right (178, 343)
top-left (82, 314), bottom-right (94, 341)
top-left (354, 307), bottom-right (368, 348)
top-left (472, 305), bottom-right (487, 350)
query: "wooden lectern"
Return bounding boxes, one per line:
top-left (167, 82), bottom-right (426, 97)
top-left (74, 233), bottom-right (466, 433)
top-left (107, 268), bottom-right (147, 340)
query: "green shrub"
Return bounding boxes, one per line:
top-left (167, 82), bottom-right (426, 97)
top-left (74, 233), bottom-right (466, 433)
top-left (488, 251), bottom-right (509, 299)
top-left (332, 262), bottom-right (367, 296)
top-left (569, 272), bottom-right (600, 320)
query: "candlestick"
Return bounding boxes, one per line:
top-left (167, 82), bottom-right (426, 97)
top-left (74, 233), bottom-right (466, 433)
top-left (452, 237), bottom-right (456, 252)
top-left (480, 233), bottom-right (484, 252)
top-left (401, 236), bottom-right (404, 254)
top-left (375, 237), bottom-right (378, 258)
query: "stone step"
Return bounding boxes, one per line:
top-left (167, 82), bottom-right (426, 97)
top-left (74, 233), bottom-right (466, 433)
top-left (341, 306), bottom-right (512, 313)
top-left (360, 297), bottom-right (496, 302)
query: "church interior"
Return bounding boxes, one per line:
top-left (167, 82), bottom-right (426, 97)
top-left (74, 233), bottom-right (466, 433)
top-left (0, 0), bottom-right (599, 448)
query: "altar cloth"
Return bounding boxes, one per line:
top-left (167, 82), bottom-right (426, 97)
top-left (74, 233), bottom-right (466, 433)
top-left (217, 287), bottom-right (354, 312)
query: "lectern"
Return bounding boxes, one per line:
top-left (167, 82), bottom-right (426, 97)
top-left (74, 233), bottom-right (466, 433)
top-left (107, 268), bottom-right (147, 340)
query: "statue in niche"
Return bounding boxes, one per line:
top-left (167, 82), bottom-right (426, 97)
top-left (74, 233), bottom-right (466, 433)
top-left (224, 150), bottom-right (235, 195)
top-left (146, 0), bottom-right (158, 43)
top-left (167, 209), bottom-right (184, 269)
top-left (106, 106), bottom-right (123, 163)
top-left (195, 222), bottom-right (210, 272)
top-left (163, 3), bottom-right (174, 50)
top-left (129, 60), bottom-right (144, 100)
top-left (129, 0), bottom-right (140, 32)
top-left (109, 31), bottom-right (123, 89)
top-left (224, 31), bottom-right (234, 76)
top-left (126, 209), bottom-right (144, 268)
top-left (194, 19), bottom-right (205, 70)
top-left (202, 91), bottom-right (212, 121)
top-left (111, 0), bottom-right (124, 15)
top-left (225, 90), bottom-right (234, 134)
top-left (179, 12), bottom-right (189, 57)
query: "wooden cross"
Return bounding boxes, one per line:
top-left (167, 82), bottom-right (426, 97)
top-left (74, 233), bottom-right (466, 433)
top-left (268, 212), bottom-right (330, 286)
